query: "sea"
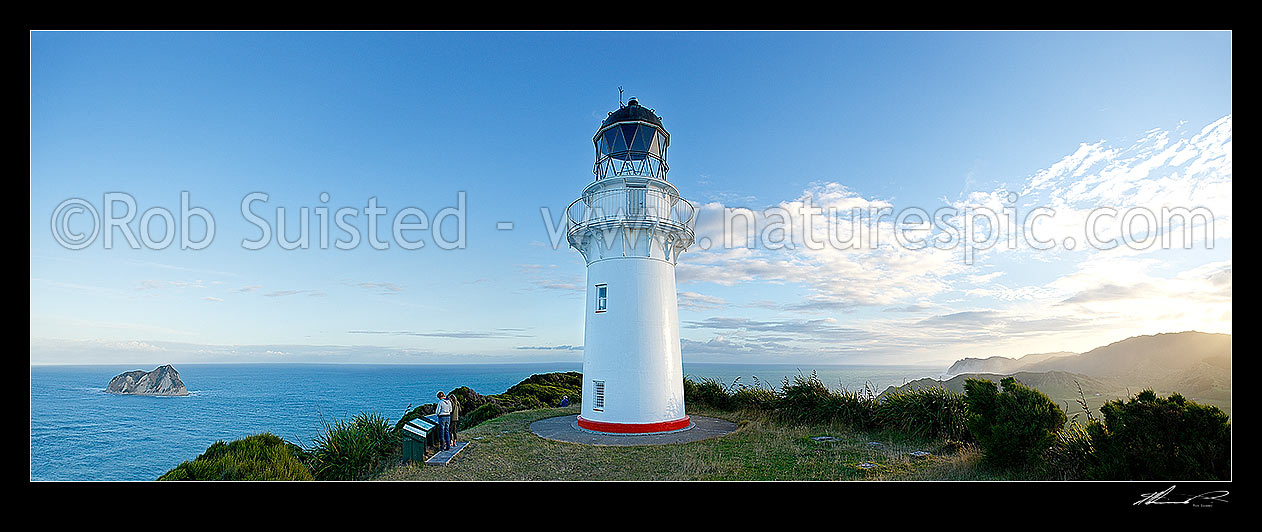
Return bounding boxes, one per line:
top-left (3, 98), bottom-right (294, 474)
top-left (29, 362), bottom-right (946, 481)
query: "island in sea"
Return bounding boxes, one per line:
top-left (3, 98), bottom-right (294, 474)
top-left (107, 364), bottom-right (189, 396)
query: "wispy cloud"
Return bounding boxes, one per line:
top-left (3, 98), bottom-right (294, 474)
top-left (517, 263), bottom-right (585, 292)
top-left (684, 316), bottom-right (861, 337)
top-left (264, 289), bottom-right (326, 297)
top-left (348, 329), bottom-right (533, 339)
top-left (353, 281), bottom-right (405, 295)
top-left (677, 291), bottom-right (727, 311)
top-left (535, 280), bottom-right (583, 291)
top-left (136, 279), bottom-right (208, 291)
top-left (123, 260), bottom-right (237, 278)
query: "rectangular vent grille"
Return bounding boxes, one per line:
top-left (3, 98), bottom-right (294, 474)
top-left (593, 380), bottom-right (605, 411)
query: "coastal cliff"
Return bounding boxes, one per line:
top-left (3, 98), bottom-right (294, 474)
top-left (917, 331), bottom-right (1231, 417)
top-left (946, 352), bottom-right (1074, 375)
top-left (107, 365), bottom-right (189, 396)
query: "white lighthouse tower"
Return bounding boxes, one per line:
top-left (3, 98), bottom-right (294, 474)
top-left (566, 97), bottom-right (696, 434)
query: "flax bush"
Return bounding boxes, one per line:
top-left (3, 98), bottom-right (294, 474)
top-left (685, 372), bottom-right (973, 438)
top-left (308, 412), bottom-right (399, 480)
top-left (875, 386), bottom-right (969, 440)
top-left (730, 377), bottom-right (779, 412)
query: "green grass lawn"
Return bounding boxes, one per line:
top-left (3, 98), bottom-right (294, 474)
top-left (376, 405), bottom-right (1033, 481)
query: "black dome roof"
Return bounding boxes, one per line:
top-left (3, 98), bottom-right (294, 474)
top-left (600, 98), bottom-right (663, 129)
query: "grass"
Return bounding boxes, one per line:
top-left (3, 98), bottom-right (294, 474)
top-left (376, 404), bottom-right (1017, 481)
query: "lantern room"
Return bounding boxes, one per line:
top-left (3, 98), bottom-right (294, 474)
top-left (593, 97), bottom-right (670, 180)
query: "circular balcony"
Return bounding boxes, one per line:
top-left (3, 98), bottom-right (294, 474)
top-left (566, 186), bottom-right (696, 249)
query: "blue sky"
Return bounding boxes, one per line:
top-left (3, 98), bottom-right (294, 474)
top-left (30, 31), bottom-right (1232, 365)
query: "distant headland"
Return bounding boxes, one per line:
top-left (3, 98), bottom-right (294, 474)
top-left (893, 331), bottom-right (1231, 417)
top-left (107, 365), bottom-right (189, 396)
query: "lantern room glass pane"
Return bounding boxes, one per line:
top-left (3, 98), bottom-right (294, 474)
top-left (611, 127), bottom-right (627, 153)
top-left (632, 125), bottom-right (654, 152)
top-left (620, 124), bottom-right (638, 149)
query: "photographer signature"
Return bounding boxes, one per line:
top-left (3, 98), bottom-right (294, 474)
top-left (1135, 485), bottom-right (1229, 507)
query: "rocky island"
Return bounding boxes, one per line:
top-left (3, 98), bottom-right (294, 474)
top-left (107, 365), bottom-right (189, 396)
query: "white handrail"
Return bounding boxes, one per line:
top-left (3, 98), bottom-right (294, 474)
top-left (566, 188), bottom-right (696, 238)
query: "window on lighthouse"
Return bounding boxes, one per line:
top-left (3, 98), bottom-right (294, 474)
top-left (593, 380), bottom-right (605, 411)
top-left (595, 284), bottom-right (608, 313)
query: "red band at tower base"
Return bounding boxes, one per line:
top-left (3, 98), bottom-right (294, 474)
top-left (576, 415), bottom-right (691, 434)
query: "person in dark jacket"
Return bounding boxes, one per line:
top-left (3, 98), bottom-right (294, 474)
top-left (559, 395), bottom-right (570, 407)
top-left (448, 393), bottom-right (460, 446)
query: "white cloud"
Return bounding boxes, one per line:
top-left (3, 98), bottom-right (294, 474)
top-left (674, 115), bottom-right (1231, 362)
top-left (677, 291), bottom-right (728, 311)
top-left (354, 281), bottom-right (405, 294)
top-left (263, 289), bottom-right (326, 297)
top-left (680, 183), bottom-right (966, 309)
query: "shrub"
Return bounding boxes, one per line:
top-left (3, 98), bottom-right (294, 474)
top-left (512, 371), bottom-right (583, 390)
top-left (308, 412), bottom-right (399, 480)
top-left (778, 372), bottom-right (876, 428)
top-left (505, 372), bottom-right (582, 397)
top-left (1043, 422), bottom-right (1094, 480)
top-left (158, 433), bottom-right (312, 481)
top-left (499, 373), bottom-right (582, 412)
top-left (684, 376), bottom-right (736, 410)
top-left (875, 386), bottom-right (969, 440)
top-left (777, 372), bottom-right (836, 424)
top-left (502, 383), bottom-right (572, 408)
top-left (963, 376), bottom-right (1067, 469)
top-left (1042, 381), bottom-right (1099, 480)
top-left (828, 387), bottom-right (879, 429)
top-left (681, 377), bottom-right (698, 403)
top-left (730, 377), bottom-right (779, 412)
top-left (684, 372), bottom-right (975, 443)
top-left (465, 402), bottom-right (511, 428)
top-left (1085, 390), bottom-right (1230, 480)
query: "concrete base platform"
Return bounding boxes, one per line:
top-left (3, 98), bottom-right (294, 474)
top-left (530, 414), bottom-right (737, 446)
top-left (425, 441), bottom-right (468, 465)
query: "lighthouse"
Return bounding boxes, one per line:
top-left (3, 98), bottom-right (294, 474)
top-left (566, 97), bottom-right (696, 434)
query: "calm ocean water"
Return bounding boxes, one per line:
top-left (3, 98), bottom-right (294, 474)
top-left (30, 362), bottom-right (944, 481)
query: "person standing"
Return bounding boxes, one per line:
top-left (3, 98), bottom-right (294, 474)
top-left (435, 391), bottom-right (452, 452)
top-left (448, 392), bottom-right (460, 447)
